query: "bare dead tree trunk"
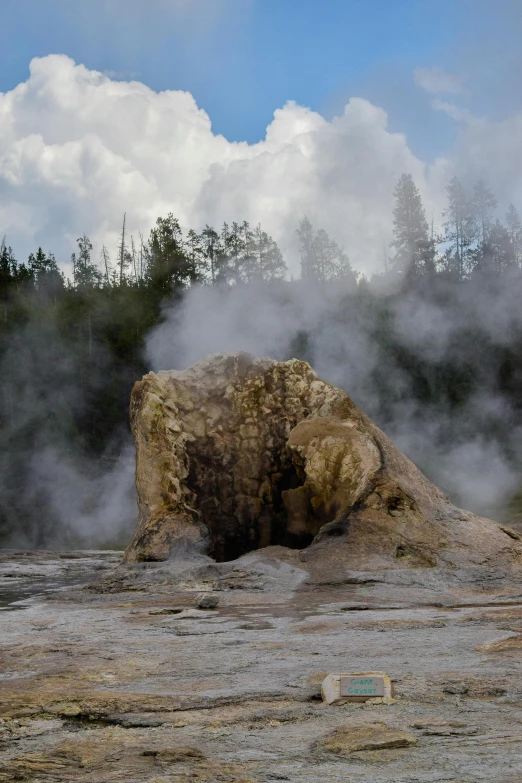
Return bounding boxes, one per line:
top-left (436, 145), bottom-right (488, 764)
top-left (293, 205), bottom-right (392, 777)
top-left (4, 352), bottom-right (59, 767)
top-left (101, 245), bottom-right (110, 284)
top-left (119, 213), bottom-right (126, 286)
top-left (131, 236), bottom-right (138, 282)
top-left (138, 231), bottom-right (145, 279)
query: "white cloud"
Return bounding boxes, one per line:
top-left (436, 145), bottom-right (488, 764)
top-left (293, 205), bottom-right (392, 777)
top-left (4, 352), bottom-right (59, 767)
top-left (450, 111), bottom-right (522, 206)
top-left (431, 98), bottom-right (478, 124)
top-left (0, 55), bottom-right (520, 277)
top-left (414, 67), bottom-right (464, 95)
top-left (0, 55), bottom-right (430, 276)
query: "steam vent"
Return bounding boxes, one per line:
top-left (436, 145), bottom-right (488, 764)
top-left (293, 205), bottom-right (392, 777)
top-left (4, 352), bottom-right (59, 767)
top-left (123, 353), bottom-right (522, 570)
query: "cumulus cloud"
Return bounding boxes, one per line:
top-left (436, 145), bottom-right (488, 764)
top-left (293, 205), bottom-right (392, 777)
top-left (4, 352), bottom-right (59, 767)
top-left (451, 111), bottom-right (522, 203)
top-left (414, 67), bottom-right (465, 95)
top-left (0, 55), bottom-right (520, 276)
top-left (0, 55), bottom-right (430, 276)
top-left (430, 99), bottom-right (477, 123)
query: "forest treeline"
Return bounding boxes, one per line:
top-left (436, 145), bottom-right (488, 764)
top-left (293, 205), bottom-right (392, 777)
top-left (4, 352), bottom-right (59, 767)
top-left (2, 172), bottom-right (521, 299)
top-left (2, 174), bottom-right (522, 546)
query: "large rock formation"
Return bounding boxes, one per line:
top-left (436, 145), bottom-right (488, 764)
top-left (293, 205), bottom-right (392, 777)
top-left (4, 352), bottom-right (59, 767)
top-left (123, 353), bottom-right (522, 570)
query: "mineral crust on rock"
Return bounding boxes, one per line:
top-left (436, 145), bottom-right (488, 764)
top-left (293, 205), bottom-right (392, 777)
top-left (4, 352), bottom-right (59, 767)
top-left (316, 723), bottom-right (418, 755)
top-left (123, 352), bottom-right (522, 570)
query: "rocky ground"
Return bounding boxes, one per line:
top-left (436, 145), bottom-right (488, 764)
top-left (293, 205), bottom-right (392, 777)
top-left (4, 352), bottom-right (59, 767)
top-left (1, 549), bottom-right (522, 782)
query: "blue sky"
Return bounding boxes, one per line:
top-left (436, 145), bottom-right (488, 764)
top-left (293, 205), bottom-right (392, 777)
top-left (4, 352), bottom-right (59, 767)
top-left (1, 0), bottom-right (519, 160)
top-left (1, 0), bottom-right (521, 274)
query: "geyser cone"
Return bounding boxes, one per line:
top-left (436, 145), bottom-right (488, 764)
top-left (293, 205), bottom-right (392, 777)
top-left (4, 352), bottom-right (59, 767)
top-left (123, 352), bottom-right (522, 571)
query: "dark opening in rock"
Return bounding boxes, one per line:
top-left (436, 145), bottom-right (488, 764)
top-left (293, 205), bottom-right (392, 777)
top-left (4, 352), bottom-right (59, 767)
top-left (184, 424), bottom-right (316, 562)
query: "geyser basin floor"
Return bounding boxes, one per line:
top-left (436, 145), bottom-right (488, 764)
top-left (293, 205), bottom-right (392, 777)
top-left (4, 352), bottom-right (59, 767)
top-left (2, 551), bottom-right (522, 782)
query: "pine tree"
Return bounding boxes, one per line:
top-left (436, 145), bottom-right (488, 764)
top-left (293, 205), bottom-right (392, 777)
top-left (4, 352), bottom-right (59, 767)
top-left (237, 221), bottom-right (256, 283)
top-left (145, 214), bottom-right (196, 292)
top-left (200, 225), bottom-right (224, 284)
top-left (391, 173), bottom-right (431, 278)
top-left (28, 247), bottom-right (48, 278)
top-left (72, 235), bottom-right (102, 289)
top-left (220, 222), bottom-right (241, 284)
top-left (186, 229), bottom-right (206, 281)
top-left (0, 241), bottom-right (17, 301)
top-left (472, 180), bottom-right (497, 247)
top-left (506, 204), bottom-right (522, 267)
top-left (296, 216), bottom-right (317, 280)
top-left (329, 244), bottom-right (358, 285)
top-left (296, 216), bottom-right (354, 283)
top-left (312, 229), bottom-right (346, 281)
top-left (479, 219), bottom-right (515, 276)
top-left (251, 224), bottom-right (287, 282)
top-left (218, 221), bottom-right (263, 285)
top-left (313, 229), bottom-right (332, 281)
top-left (443, 177), bottom-right (475, 281)
top-left (28, 248), bottom-right (64, 300)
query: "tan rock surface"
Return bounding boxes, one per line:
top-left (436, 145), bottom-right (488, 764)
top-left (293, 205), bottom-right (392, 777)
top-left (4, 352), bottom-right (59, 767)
top-left (124, 352), bottom-right (522, 574)
top-left (316, 722), bottom-right (417, 755)
top-left (2, 551), bottom-right (522, 782)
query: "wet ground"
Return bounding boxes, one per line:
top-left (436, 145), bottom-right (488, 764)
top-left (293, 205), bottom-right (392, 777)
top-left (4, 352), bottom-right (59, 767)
top-left (1, 549), bottom-right (522, 782)
top-left (0, 551), bottom-right (122, 609)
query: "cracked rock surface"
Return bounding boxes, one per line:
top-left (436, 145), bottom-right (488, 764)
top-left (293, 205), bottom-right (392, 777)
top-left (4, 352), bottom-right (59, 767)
top-left (2, 550), bottom-right (522, 782)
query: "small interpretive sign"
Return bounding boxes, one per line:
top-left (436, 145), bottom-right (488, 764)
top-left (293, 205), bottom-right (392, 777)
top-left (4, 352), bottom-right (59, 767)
top-left (340, 674), bottom-right (385, 697)
top-left (321, 671), bottom-right (393, 705)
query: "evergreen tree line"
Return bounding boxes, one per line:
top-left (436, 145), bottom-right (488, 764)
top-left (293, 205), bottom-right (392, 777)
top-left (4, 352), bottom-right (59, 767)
top-left (0, 216), bottom-right (291, 301)
top-left (2, 173), bottom-right (520, 301)
top-left (387, 174), bottom-right (522, 282)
